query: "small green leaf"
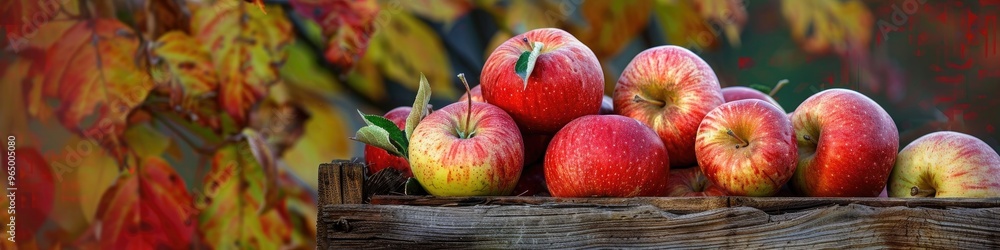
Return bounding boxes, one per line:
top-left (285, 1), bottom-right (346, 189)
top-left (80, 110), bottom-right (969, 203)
top-left (406, 73), bottom-right (432, 141)
top-left (514, 41), bottom-right (544, 90)
top-left (749, 84), bottom-right (772, 94)
top-left (357, 110), bottom-right (409, 155)
top-left (404, 178), bottom-right (428, 196)
top-left (354, 125), bottom-right (403, 157)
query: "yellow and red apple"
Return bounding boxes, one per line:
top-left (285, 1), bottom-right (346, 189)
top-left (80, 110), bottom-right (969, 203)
top-left (696, 99), bottom-right (798, 196)
top-left (888, 131), bottom-right (1000, 198)
top-left (615, 45), bottom-right (725, 167)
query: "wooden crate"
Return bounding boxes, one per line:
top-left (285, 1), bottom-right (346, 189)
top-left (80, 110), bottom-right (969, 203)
top-left (318, 160), bottom-right (1000, 249)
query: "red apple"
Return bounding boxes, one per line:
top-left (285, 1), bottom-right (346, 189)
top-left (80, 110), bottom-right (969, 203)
top-left (615, 45), bottom-right (724, 167)
top-left (888, 131), bottom-right (1000, 198)
top-left (695, 99), bottom-right (798, 196)
top-left (458, 85), bottom-right (485, 103)
top-left (364, 107), bottom-right (413, 177)
top-left (789, 88), bottom-right (899, 197)
top-left (409, 101), bottom-right (524, 196)
top-left (512, 163), bottom-right (548, 196)
top-left (721, 86), bottom-right (785, 113)
top-left (599, 95), bottom-right (614, 115)
top-left (666, 167), bottom-right (728, 197)
top-left (545, 115), bottom-right (669, 197)
top-left (482, 28), bottom-right (604, 134)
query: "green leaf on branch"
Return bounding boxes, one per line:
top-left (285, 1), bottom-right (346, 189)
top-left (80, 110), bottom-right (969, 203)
top-left (514, 41), bottom-right (544, 89)
top-left (354, 125), bottom-right (403, 157)
top-left (357, 110), bottom-right (409, 156)
top-left (406, 73), bottom-right (432, 141)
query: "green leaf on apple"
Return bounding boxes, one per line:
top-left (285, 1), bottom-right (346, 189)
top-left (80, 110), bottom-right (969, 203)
top-left (358, 110), bottom-right (409, 157)
top-left (354, 125), bottom-right (405, 157)
top-left (406, 73), bottom-right (432, 141)
top-left (514, 41), bottom-right (544, 90)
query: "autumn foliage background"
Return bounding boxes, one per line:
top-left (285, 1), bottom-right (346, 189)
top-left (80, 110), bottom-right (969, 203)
top-left (1, 0), bottom-right (998, 249)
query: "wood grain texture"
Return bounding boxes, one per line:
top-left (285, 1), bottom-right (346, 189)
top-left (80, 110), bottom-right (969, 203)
top-left (342, 164), bottom-right (365, 204)
top-left (322, 202), bottom-right (1000, 248)
top-left (317, 163), bottom-right (342, 206)
top-left (318, 160), bottom-right (365, 249)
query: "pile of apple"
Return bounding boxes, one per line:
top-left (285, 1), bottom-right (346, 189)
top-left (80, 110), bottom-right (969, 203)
top-left (356, 28), bottom-right (1000, 199)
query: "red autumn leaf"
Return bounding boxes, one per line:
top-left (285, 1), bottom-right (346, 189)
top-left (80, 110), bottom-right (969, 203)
top-left (6, 148), bottom-right (55, 242)
top-left (87, 156), bottom-right (196, 249)
top-left (290, 0), bottom-right (379, 70)
top-left (43, 19), bottom-right (155, 160)
top-left (192, 1), bottom-right (293, 127)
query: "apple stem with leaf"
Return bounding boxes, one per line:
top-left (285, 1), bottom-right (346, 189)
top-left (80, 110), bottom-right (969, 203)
top-left (457, 73), bottom-right (475, 139)
top-left (910, 186), bottom-right (936, 197)
top-left (351, 73), bottom-right (433, 161)
top-left (750, 79), bottom-right (791, 98)
top-left (726, 129), bottom-right (750, 149)
top-left (769, 79), bottom-right (789, 97)
top-left (515, 40), bottom-right (544, 90)
top-left (633, 95), bottom-right (666, 107)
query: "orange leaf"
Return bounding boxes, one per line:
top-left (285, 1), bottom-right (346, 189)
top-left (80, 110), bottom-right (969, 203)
top-left (192, 2), bottom-right (292, 127)
top-left (87, 157), bottom-right (196, 249)
top-left (0, 59), bottom-right (33, 138)
top-left (290, 0), bottom-right (378, 70)
top-left (150, 31), bottom-right (219, 111)
top-left (1, 0), bottom-right (79, 53)
top-left (43, 19), bottom-right (154, 160)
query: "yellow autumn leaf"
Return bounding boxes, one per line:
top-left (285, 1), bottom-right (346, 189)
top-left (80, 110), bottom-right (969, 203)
top-left (782, 0), bottom-right (873, 55)
top-left (280, 91), bottom-right (357, 189)
top-left (365, 11), bottom-right (457, 99)
top-left (396, 0), bottom-right (473, 26)
top-left (578, 1), bottom-right (654, 59)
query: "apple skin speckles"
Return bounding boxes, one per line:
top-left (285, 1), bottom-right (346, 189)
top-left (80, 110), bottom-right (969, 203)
top-left (544, 115), bottom-right (669, 198)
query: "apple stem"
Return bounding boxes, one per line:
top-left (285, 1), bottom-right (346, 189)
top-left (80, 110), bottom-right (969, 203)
top-left (633, 95), bottom-right (665, 107)
top-left (910, 186), bottom-right (936, 197)
top-left (769, 79), bottom-right (789, 97)
top-left (458, 73), bottom-right (474, 139)
top-left (803, 134), bottom-right (812, 141)
top-left (726, 129), bottom-right (750, 149)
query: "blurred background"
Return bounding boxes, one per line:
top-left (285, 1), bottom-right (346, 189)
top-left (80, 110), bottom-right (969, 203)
top-left (1, 0), bottom-right (998, 248)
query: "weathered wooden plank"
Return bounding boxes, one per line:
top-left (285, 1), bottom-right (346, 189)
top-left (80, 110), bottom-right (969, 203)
top-left (317, 163), bottom-right (340, 250)
top-left (318, 163), bottom-right (343, 206)
top-left (341, 163), bottom-right (366, 204)
top-left (370, 195), bottom-right (731, 214)
top-left (730, 196), bottom-right (1000, 212)
top-left (321, 203), bottom-right (1000, 248)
